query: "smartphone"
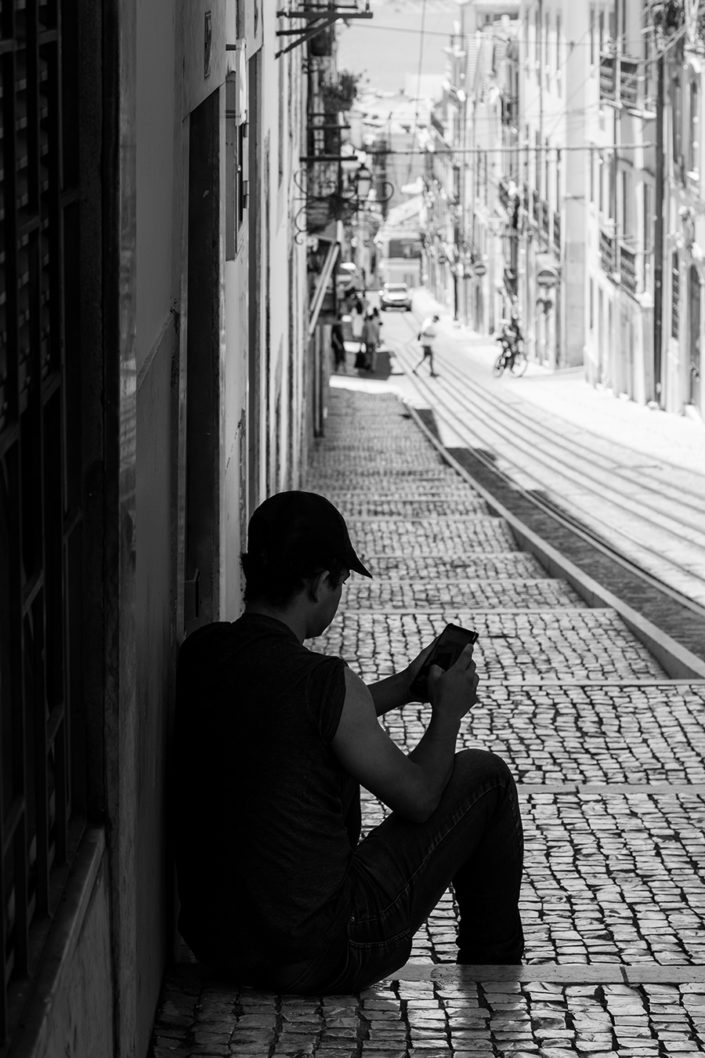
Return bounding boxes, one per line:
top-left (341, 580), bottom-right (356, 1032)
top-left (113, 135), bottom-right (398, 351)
top-left (409, 623), bottom-right (478, 701)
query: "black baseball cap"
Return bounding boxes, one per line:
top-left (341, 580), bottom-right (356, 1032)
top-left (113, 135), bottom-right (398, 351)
top-left (247, 491), bottom-right (372, 579)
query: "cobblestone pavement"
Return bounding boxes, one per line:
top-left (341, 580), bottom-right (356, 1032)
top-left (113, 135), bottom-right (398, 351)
top-left (151, 387), bottom-right (705, 1056)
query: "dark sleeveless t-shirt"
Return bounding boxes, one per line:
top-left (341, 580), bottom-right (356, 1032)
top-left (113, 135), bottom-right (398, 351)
top-left (174, 613), bottom-right (360, 970)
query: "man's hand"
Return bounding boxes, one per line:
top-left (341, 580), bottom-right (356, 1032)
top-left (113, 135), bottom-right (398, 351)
top-left (427, 645), bottom-right (479, 724)
top-left (399, 636), bottom-right (439, 698)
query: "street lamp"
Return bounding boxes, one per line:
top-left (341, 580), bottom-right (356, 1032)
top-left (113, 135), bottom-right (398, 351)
top-left (354, 163), bottom-right (372, 201)
top-left (292, 158), bottom-right (392, 242)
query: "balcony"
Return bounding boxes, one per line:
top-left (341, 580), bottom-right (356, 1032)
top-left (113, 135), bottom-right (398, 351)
top-left (600, 53), bottom-right (645, 111)
top-left (431, 112), bottom-right (445, 137)
top-left (540, 200), bottom-right (550, 239)
top-left (620, 57), bottom-right (639, 110)
top-left (600, 227), bottom-right (616, 274)
top-left (600, 54), bottom-right (616, 102)
top-left (503, 267), bottom-right (518, 295)
top-left (619, 242), bottom-right (638, 296)
top-left (501, 95), bottom-right (518, 128)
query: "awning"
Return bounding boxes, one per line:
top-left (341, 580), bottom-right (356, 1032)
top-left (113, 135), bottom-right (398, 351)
top-left (308, 240), bottom-right (341, 337)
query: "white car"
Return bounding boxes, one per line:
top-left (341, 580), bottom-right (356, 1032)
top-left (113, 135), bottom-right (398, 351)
top-left (380, 282), bottom-right (412, 311)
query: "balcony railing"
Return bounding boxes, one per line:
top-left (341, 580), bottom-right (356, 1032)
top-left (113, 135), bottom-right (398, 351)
top-left (501, 95), bottom-right (518, 128)
top-left (540, 199), bottom-right (550, 238)
top-left (503, 266), bottom-right (518, 295)
top-left (600, 54), bottom-right (616, 101)
top-left (620, 57), bottom-right (639, 110)
top-left (600, 227), bottom-right (616, 274)
top-left (600, 53), bottom-right (644, 111)
top-left (619, 242), bottom-right (638, 296)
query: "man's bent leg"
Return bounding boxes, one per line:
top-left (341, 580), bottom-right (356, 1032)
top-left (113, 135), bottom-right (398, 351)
top-left (336, 749), bottom-right (524, 991)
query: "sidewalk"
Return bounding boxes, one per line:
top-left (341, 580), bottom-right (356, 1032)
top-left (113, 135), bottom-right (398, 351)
top-left (150, 384), bottom-right (705, 1058)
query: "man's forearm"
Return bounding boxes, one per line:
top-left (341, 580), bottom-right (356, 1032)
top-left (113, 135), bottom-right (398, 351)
top-left (406, 712), bottom-right (461, 818)
top-left (367, 670), bottom-right (412, 716)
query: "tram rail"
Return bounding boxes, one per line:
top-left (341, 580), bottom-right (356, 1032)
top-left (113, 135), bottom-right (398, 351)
top-left (392, 315), bottom-right (705, 612)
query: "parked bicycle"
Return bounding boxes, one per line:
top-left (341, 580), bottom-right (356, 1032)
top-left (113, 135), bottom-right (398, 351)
top-left (493, 320), bottom-right (528, 377)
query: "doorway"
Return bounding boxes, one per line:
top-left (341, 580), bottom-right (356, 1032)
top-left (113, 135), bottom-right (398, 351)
top-left (184, 90), bottom-right (221, 630)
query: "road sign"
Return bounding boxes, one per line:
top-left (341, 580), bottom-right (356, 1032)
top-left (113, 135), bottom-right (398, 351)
top-left (474, 262), bottom-right (487, 277)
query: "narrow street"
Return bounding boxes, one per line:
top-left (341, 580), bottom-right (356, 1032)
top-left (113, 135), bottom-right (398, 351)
top-left (375, 297), bottom-right (705, 610)
top-left (6, 4), bottom-right (705, 1055)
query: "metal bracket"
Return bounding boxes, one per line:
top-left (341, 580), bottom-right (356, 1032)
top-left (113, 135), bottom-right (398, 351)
top-left (275, 4), bottom-right (372, 59)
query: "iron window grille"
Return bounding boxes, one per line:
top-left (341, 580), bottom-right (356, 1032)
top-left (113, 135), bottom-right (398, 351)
top-left (0, 1), bottom-right (84, 1042)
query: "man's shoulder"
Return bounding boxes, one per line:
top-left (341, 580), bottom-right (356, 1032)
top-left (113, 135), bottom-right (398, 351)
top-left (179, 622), bottom-right (234, 665)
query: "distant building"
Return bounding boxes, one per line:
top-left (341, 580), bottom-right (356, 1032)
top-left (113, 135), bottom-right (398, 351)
top-left (376, 198), bottom-right (425, 287)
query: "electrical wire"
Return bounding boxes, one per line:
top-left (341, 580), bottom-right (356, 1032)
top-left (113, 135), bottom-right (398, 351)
top-left (407, 0), bottom-right (428, 186)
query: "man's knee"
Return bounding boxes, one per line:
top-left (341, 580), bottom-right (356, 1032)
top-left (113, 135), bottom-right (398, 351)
top-left (452, 748), bottom-right (516, 791)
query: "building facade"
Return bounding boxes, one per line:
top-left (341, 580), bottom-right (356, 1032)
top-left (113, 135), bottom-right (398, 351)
top-left (419, 0), bottom-right (704, 418)
top-left (0, 2), bottom-right (319, 1056)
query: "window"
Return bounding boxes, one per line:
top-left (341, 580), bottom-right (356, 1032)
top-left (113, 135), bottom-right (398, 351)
top-left (545, 139), bottom-right (550, 207)
top-left (672, 75), bottom-right (683, 176)
top-left (544, 11), bottom-right (550, 89)
top-left (556, 14), bottom-right (562, 93)
top-left (608, 153), bottom-right (616, 221)
top-left (225, 73), bottom-right (248, 260)
top-left (590, 4), bottom-right (596, 66)
top-left (689, 80), bottom-right (699, 176)
top-left (621, 169), bottom-right (631, 238)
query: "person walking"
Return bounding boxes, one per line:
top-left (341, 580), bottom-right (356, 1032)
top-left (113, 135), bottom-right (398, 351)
top-left (361, 310), bottom-right (379, 371)
top-left (413, 313), bottom-right (439, 377)
top-left (173, 491), bottom-right (524, 995)
top-left (331, 313), bottom-right (346, 373)
top-left (351, 298), bottom-right (365, 369)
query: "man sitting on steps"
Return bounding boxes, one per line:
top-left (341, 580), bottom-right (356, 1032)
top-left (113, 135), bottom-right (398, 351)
top-left (173, 490), bottom-right (524, 994)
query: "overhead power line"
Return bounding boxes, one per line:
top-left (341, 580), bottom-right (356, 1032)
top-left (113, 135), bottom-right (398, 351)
top-left (370, 143), bottom-right (654, 156)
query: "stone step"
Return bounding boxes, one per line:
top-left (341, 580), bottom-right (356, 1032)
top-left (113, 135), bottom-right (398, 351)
top-left (311, 608), bottom-right (668, 683)
top-left (322, 495), bottom-right (490, 517)
top-left (354, 551), bottom-right (549, 580)
top-left (341, 576), bottom-right (585, 611)
top-left (360, 786), bottom-right (705, 969)
top-left (382, 683), bottom-right (705, 786)
top-left (343, 515), bottom-right (518, 556)
top-left (152, 963), bottom-right (705, 1058)
top-left (325, 484), bottom-right (487, 499)
top-left (307, 468), bottom-right (462, 486)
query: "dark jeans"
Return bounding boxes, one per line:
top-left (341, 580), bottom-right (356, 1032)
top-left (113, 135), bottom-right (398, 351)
top-left (275, 749), bottom-right (524, 994)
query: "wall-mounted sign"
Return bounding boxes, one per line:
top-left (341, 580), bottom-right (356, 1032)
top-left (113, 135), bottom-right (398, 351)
top-left (536, 265), bottom-right (559, 288)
